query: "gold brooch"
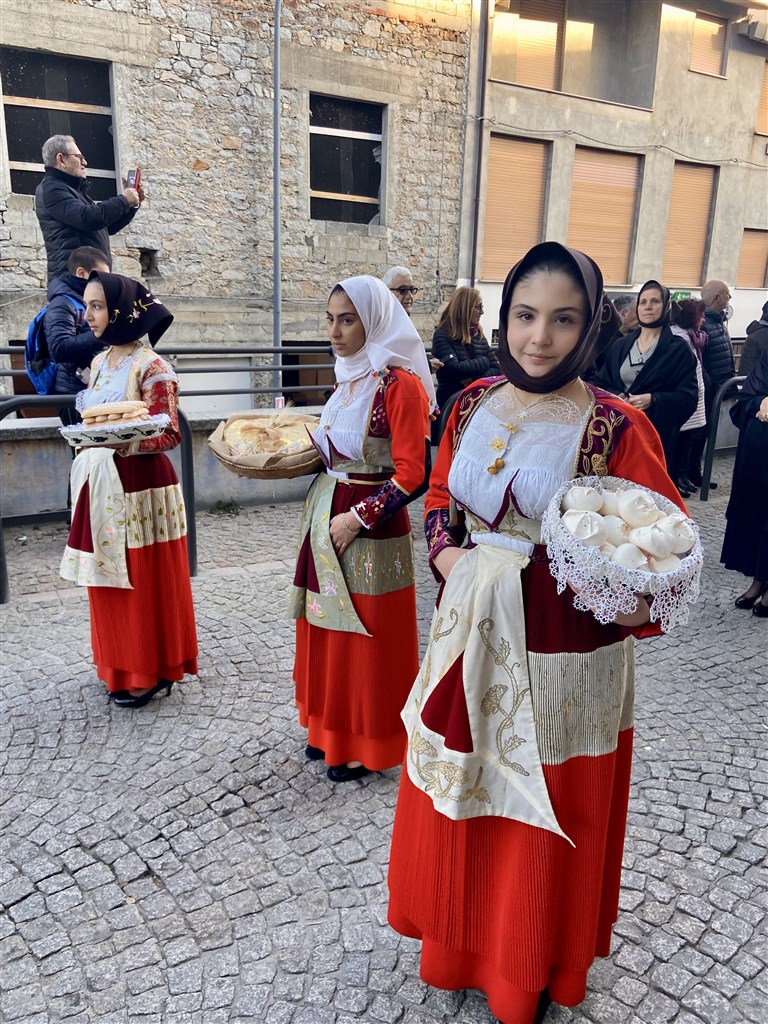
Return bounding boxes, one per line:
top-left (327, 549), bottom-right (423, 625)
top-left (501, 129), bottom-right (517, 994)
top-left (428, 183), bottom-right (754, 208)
top-left (487, 457), bottom-right (505, 475)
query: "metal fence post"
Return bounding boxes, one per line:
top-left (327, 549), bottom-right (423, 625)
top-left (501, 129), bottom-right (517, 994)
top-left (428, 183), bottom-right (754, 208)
top-left (700, 375), bottom-right (744, 501)
top-left (177, 409), bottom-right (197, 577)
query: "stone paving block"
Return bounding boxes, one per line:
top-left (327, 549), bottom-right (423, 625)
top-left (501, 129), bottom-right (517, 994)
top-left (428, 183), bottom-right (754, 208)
top-left (682, 983), bottom-right (733, 1023)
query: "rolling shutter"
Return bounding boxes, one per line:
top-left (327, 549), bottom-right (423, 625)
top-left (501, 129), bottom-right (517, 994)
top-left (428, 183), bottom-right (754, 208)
top-left (492, 0), bottom-right (565, 91)
top-left (481, 135), bottom-right (548, 281)
top-left (690, 13), bottom-right (726, 76)
top-left (661, 163), bottom-right (716, 287)
top-left (757, 62), bottom-right (768, 136)
top-left (566, 147), bottom-right (640, 285)
top-left (737, 229), bottom-right (768, 288)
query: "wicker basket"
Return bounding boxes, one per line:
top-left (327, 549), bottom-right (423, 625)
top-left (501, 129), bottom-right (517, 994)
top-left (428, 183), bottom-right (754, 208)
top-left (208, 412), bottom-right (323, 480)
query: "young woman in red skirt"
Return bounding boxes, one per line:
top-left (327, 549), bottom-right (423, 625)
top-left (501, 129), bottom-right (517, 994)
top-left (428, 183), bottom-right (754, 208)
top-left (290, 275), bottom-right (435, 782)
top-left (60, 271), bottom-right (198, 708)
top-left (389, 243), bottom-right (688, 1024)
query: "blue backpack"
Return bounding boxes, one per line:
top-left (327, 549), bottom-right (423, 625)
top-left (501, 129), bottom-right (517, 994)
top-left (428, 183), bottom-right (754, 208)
top-left (25, 296), bottom-right (86, 395)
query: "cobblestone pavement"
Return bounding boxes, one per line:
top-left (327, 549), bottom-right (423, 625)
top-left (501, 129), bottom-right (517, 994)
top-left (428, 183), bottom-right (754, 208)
top-left (1, 454), bottom-right (766, 1024)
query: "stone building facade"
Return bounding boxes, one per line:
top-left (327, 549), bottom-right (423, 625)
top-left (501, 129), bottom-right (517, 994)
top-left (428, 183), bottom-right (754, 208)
top-left (0, 0), bottom-right (473, 407)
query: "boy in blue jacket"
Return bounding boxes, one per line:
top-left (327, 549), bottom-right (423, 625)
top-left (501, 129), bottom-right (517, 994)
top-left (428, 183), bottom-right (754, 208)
top-left (45, 246), bottom-right (110, 424)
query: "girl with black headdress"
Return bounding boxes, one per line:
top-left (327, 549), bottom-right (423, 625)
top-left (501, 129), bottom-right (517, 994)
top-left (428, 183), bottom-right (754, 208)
top-left (592, 279), bottom-right (698, 476)
top-left (387, 243), bottom-right (687, 1024)
top-left (60, 272), bottom-right (198, 708)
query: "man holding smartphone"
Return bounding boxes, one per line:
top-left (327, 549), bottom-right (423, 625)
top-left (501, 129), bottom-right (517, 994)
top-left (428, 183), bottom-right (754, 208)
top-left (35, 134), bottom-right (144, 282)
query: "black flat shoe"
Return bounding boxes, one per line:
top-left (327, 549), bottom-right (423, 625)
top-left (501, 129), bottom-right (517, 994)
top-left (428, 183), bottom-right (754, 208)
top-left (327, 764), bottom-right (371, 783)
top-left (679, 476), bottom-right (699, 492)
top-left (305, 745), bottom-right (325, 761)
top-left (112, 679), bottom-right (174, 708)
top-left (753, 603), bottom-right (768, 618)
top-left (676, 483), bottom-right (693, 498)
top-left (735, 584), bottom-right (768, 609)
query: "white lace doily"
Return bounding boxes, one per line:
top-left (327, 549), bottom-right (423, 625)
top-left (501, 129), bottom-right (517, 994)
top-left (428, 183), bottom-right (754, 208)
top-left (540, 475), bottom-right (703, 632)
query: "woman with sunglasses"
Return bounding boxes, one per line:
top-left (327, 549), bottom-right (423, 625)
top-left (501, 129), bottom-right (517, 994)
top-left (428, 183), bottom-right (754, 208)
top-left (432, 286), bottom-right (500, 413)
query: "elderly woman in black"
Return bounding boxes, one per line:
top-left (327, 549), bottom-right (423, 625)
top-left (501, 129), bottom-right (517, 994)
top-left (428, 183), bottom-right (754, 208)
top-left (592, 280), bottom-right (697, 476)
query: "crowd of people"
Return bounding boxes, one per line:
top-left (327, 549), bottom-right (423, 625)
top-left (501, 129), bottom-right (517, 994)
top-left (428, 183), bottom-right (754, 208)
top-left (33, 133), bottom-right (766, 1024)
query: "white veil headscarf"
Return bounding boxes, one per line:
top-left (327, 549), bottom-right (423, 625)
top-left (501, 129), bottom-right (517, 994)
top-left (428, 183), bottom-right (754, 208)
top-left (332, 275), bottom-right (436, 413)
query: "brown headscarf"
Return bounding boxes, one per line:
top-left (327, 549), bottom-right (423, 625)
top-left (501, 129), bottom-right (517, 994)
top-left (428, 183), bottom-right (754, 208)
top-left (497, 241), bottom-right (604, 394)
top-left (88, 271), bottom-right (173, 348)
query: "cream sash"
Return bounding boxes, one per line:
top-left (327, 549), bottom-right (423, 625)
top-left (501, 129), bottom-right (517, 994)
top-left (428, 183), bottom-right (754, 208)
top-left (401, 544), bottom-right (572, 844)
top-left (60, 448), bottom-right (132, 589)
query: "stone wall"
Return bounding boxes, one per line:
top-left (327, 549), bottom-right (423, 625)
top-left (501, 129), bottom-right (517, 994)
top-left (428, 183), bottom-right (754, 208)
top-left (0, 0), bottom-right (473, 354)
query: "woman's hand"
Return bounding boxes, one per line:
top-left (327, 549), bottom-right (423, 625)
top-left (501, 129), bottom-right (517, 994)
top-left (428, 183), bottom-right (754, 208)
top-left (434, 547), bottom-right (467, 580)
top-left (756, 397), bottom-right (768, 423)
top-left (627, 393), bottom-right (652, 411)
top-left (329, 512), bottom-right (362, 556)
top-left (614, 595), bottom-right (651, 627)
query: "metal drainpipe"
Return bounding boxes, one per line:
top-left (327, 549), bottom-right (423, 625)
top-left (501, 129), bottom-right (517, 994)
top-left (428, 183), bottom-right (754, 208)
top-left (272, 0), bottom-right (282, 399)
top-left (469, 1), bottom-right (490, 289)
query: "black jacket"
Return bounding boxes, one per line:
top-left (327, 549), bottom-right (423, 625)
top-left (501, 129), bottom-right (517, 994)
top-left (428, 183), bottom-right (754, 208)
top-left (432, 328), bottom-right (500, 409)
top-left (591, 325), bottom-right (698, 468)
top-left (740, 307), bottom-right (768, 378)
top-left (701, 307), bottom-right (735, 403)
top-left (35, 167), bottom-right (137, 281)
top-left (44, 274), bottom-right (105, 397)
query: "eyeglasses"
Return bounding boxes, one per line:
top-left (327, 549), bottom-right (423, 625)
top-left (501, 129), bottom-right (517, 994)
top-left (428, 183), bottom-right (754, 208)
top-left (391, 286), bottom-right (419, 296)
top-left (64, 151), bottom-right (86, 162)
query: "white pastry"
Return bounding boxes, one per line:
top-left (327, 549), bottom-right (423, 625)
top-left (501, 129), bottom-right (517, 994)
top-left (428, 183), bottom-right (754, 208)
top-left (602, 514), bottom-right (629, 547)
top-left (628, 525), bottom-right (675, 559)
top-left (655, 513), bottom-right (696, 555)
top-left (599, 542), bottom-right (617, 558)
top-left (617, 488), bottom-right (660, 528)
top-left (610, 543), bottom-right (650, 570)
top-left (648, 554), bottom-right (682, 574)
top-left (562, 486), bottom-right (603, 513)
top-left (599, 490), bottom-right (620, 516)
top-left (561, 509), bottom-right (606, 546)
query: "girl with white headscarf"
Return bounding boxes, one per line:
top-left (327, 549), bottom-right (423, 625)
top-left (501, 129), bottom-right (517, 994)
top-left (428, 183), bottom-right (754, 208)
top-left (289, 276), bottom-right (434, 783)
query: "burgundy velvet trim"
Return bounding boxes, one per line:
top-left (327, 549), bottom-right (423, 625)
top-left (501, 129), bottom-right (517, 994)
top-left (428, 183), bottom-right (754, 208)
top-left (293, 532), bottom-right (319, 591)
top-left (421, 653), bottom-right (474, 753)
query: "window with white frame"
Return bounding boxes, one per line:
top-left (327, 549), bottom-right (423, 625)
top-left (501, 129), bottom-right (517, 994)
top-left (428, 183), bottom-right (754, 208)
top-left (0, 47), bottom-right (118, 200)
top-left (309, 94), bottom-right (383, 224)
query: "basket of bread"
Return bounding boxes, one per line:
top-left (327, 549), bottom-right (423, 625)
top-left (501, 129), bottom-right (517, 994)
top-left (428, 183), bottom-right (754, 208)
top-left (540, 476), bottom-right (703, 631)
top-left (208, 409), bottom-right (323, 480)
top-left (60, 401), bottom-right (170, 447)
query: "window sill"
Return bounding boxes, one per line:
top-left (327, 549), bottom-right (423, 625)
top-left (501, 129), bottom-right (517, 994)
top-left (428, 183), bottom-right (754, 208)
top-left (687, 68), bottom-right (727, 80)
top-left (487, 78), bottom-right (654, 113)
top-left (310, 219), bottom-right (387, 235)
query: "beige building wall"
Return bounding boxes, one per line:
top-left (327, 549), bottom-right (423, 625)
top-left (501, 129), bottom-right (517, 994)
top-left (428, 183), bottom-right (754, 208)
top-left (469, 0), bottom-right (768, 337)
top-left (0, 0), bottom-right (473, 371)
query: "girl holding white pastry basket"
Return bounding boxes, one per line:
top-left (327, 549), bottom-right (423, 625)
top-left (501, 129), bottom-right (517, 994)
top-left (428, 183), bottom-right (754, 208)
top-left (388, 243), bottom-right (701, 1024)
top-left (60, 272), bottom-right (198, 708)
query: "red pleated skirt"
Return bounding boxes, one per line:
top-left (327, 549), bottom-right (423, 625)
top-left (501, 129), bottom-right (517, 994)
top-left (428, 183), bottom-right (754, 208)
top-left (388, 554), bottom-right (634, 1024)
top-left (293, 480), bottom-right (419, 770)
top-left (67, 452), bottom-right (198, 692)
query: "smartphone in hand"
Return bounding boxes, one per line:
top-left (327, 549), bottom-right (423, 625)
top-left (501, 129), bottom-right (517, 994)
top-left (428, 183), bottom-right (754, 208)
top-left (126, 167), bottom-right (142, 189)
